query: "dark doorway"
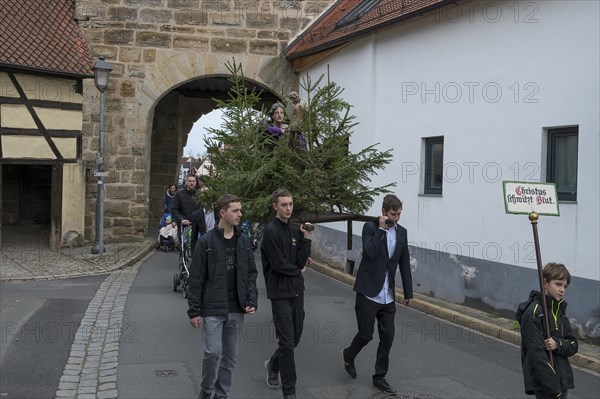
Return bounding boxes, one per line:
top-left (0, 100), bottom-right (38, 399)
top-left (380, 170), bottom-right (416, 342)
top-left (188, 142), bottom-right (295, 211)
top-left (2, 164), bottom-right (52, 245)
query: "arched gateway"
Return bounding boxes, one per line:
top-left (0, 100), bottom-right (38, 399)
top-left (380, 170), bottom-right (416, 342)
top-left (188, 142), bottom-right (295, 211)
top-left (73, 0), bottom-right (333, 243)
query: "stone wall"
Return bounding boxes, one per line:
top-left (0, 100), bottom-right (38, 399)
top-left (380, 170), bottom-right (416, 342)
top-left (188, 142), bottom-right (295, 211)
top-left (75, 0), bottom-right (334, 241)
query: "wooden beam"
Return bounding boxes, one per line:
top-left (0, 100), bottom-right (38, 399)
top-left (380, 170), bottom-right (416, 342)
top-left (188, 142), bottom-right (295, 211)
top-left (0, 158), bottom-right (79, 165)
top-left (0, 96), bottom-right (83, 110)
top-left (7, 72), bottom-right (64, 159)
top-left (0, 128), bottom-right (82, 137)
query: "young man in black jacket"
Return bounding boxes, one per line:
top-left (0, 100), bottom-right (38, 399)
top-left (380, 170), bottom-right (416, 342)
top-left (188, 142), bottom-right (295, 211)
top-left (516, 262), bottom-right (578, 399)
top-left (261, 188), bottom-right (312, 399)
top-left (187, 194), bottom-right (258, 399)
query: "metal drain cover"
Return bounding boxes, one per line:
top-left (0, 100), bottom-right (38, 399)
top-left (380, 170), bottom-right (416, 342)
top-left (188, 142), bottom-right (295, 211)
top-left (369, 393), bottom-right (440, 399)
top-left (155, 369), bottom-right (178, 377)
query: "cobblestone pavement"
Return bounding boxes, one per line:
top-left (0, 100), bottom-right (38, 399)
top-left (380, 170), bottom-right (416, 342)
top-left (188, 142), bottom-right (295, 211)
top-left (0, 238), bottom-right (155, 281)
top-left (54, 262), bottom-right (142, 399)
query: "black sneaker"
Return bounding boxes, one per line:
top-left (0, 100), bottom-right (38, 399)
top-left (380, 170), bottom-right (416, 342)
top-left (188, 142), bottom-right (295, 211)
top-left (264, 359), bottom-right (280, 389)
top-left (283, 395), bottom-right (296, 399)
top-left (342, 350), bottom-right (356, 378)
top-left (373, 377), bottom-right (397, 394)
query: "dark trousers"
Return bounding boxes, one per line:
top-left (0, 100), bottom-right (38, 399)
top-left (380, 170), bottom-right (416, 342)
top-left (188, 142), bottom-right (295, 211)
top-left (269, 293), bottom-right (305, 395)
top-left (345, 293), bottom-right (396, 379)
top-left (534, 391), bottom-right (568, 399)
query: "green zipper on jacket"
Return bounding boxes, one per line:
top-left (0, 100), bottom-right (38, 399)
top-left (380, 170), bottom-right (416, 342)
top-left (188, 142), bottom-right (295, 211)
top-left (551, 299), bottom-right (563, 331)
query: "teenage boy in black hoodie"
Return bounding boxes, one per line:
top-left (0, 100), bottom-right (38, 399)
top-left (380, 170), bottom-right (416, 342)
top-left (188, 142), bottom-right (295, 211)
top-left (261, 188), bottom-right (312, 399)
top-left (187, 194), bottom-right (258, 399)
top-left (516, 262), bottom-right (578, 399)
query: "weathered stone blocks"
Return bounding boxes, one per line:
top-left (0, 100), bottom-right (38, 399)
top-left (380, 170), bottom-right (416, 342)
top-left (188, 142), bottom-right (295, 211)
top-left (119, 48), bottom-right (141, 62)
top-left (136, 32), bottom-right (172, 48)
top-left (139, 9), bottom-right (174, 24)
top-left (107, 6), bottom-right (137, 22)
top-left (104, 29), bottom-right (135, 45)
top-left (249, 40), bottom-right (278, 56)
top-left (173, 35), bottom-right (210, 50)
top-left (280, 17), bottom-right (311, 31)
top-left (143, 49), bottom-right (156, 62)
top-left (246, 13), bottom-right (277, 28)
top-left (175, 10), bottom-right (209, 26)
top-left (123, 0), bottom-right (162, 6)
top-left (211, 37), bottom-right (246, 53)
top-left (105, 201), bottom-right (129, 218)
top-left (106, 185), bottom-right (135, 200)
top-left (169, 0), bottom-right (201, 9)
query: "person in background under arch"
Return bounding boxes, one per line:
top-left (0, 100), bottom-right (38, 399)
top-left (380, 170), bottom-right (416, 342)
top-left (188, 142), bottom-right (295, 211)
top-left (171, 175), bottom-right (205, 248)
top-left (163, 183), bottom-right (177, 213)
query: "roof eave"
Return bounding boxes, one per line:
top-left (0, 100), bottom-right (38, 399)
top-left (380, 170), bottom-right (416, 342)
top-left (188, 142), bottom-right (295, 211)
top-left (285, 0), bottom-right (351, 56)
top-left (286, 0), bottom-right (456, 60)
top-left (0, 62), bottom-right (93, 79)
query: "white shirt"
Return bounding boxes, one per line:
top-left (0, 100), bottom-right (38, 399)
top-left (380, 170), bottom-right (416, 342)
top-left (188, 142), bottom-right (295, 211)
top-left (204, 209), bottom-right (215, 231)
top-left (366, 225), bottom-right (397, 305)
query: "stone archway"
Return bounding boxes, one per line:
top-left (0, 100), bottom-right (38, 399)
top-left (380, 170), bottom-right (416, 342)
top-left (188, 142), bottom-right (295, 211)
top-left (74, 0), bottom-right (335, 242)
top-left (91, 54), bottom-right (294, 241)
top-left (147, 71), bottom-right (282, 226)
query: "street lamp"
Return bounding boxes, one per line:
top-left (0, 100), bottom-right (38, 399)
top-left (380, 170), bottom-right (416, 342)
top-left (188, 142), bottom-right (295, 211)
top-left (91, 57), bottom-right (112, 255)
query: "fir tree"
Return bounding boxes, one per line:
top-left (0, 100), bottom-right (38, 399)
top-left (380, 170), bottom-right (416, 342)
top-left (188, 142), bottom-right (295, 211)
top-left (198, 60), bottom-right (394, 224)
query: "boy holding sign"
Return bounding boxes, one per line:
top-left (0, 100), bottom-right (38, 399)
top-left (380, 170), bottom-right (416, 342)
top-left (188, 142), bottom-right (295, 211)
top-left (516, 263), bottom-right (578, 399)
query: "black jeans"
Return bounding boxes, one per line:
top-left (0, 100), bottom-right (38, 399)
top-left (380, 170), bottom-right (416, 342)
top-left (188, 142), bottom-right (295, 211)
top-left (345, 293), bottom-right (396, 379)
top-left (269, 293), bottom-right (305, 395)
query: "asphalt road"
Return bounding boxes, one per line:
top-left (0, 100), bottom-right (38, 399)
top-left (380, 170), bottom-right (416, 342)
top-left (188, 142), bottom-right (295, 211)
top-left (118, 252), bottom-right (600, 399)
top-left (1, 251), bottom-right (597, 399)
top-left (0, 275), bottom-right (106, 399)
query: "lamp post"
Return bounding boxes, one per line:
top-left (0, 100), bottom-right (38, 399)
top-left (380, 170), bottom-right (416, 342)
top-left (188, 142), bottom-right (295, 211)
top-left (91, 57), bottom-right (112, 255)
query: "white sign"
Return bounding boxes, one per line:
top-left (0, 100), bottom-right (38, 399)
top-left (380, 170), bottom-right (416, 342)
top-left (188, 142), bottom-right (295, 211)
top-left (94, 171), bottom-right (109, 177)
top-left (502, 181), bottom-right (560, 216)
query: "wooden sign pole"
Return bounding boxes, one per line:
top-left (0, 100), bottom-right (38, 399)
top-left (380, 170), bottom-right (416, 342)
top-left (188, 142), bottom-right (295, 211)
top-left (529, 211), bottom-right (555, 366)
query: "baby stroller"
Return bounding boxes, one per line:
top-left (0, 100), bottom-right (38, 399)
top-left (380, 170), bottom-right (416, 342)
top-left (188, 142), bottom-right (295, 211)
top-left (172, 224), bottom-right (192, 298)
top-left (157, 213), bottom-right (178, 252)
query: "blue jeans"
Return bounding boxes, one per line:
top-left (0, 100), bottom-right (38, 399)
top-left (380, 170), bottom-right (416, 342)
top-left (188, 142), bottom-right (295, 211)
top-left (200, 313), bottom-right (244, 399)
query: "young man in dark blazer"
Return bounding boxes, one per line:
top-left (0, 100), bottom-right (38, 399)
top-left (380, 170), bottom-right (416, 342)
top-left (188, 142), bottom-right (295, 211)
top-left (342, 194), bottom-right (413, 394)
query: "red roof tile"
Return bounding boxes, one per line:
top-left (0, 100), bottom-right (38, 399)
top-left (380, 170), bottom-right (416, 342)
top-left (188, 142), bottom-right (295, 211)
top-left (285, 0), bottom-right (452, 60)
top-left (0, 0), bottom-right (93, 77)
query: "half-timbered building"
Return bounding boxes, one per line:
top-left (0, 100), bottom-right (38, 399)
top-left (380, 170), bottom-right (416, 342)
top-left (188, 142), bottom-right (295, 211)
top-left (1, 0), bottom-right (93, 248)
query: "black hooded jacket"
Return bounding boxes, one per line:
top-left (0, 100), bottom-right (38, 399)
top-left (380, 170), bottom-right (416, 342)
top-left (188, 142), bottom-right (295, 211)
top-left (516, 290), bottom-right (578, 396)
top-left (260, 217), bottom-right (311, 299)
top-left (187, 226), bottom-right (258, 318)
